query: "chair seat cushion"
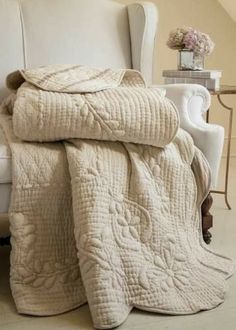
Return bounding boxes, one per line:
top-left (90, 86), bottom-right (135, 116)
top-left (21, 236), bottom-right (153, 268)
top-left (0, 183), bottom-right (11, 213)
top-left (0, 126), bottom-right (12, 183)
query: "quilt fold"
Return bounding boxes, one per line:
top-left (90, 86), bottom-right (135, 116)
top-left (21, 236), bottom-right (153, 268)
top-left (9, 65), bottom-right (179, 146)
top-left (0, 65), bottom-right (234, 329)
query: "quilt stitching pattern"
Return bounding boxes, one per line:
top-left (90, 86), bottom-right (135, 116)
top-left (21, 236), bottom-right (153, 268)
top-left (0, 65), bottom-right (234, 328)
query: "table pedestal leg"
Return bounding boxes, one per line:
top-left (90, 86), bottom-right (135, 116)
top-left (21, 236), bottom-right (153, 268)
top-left (211, 95), bottom-right (233, 210)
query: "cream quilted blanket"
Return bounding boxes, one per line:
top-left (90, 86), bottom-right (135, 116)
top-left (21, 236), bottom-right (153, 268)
top-left (0, 65), bottom-right (234, 329)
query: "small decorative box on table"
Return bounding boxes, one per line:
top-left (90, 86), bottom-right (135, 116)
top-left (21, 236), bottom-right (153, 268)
top-left (163, 70), bottom-right (222, 91)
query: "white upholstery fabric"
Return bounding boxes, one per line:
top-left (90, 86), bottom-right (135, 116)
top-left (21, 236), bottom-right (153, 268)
top-left (0, 0), bottom-right (156, 102)
top-left (128, 2), bottom-right (158, 84)
top-left (0, 126), bottom-right (10, 218)
top-left (0, 127), bottom-right (11, 184)
top-left (20, 0), bottom-right (131, 69)
top-left (0, 0), bottom-right (24, 101)
top-left (156, 84), bottom-right (224, 188)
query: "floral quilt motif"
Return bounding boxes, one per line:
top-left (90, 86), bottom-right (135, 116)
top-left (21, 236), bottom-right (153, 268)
top-left (109, 191), bottom-right (152, 250)
top-left (139, 235), bottom-right (189, 292)
top-left (79, 227), bottom-right (126, 290)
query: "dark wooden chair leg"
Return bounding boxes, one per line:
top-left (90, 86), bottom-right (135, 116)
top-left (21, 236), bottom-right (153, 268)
top-left (0, 236), bottom-right (11, 246)
top-left (201, 193), bottom-right (213, 244)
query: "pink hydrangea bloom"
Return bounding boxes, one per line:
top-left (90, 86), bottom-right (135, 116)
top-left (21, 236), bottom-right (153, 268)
top-left (183, 30), bottom-right (214, 56)
top-left (167, 27), bottom-right (214, 56)
top-left (166, 27), bottom-right (190, 50)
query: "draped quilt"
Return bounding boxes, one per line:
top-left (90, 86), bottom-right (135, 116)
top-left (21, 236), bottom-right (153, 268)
top-left (0, 65), bottom-right (234, 329)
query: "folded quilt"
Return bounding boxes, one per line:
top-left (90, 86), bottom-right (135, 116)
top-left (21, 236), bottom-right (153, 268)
top-left (8, 65), bottom-right (179, 146)
top-left (0, 65), bottom-right (234, 329)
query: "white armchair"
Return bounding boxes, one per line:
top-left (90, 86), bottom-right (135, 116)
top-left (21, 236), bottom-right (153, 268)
top-left (154, 84), bottom-right (224, 189)
top-left (0, 0), bottom-right (223, 217)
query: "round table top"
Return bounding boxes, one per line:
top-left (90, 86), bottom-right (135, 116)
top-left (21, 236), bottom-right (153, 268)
top-left (210, 85), bottom-right (236, 95)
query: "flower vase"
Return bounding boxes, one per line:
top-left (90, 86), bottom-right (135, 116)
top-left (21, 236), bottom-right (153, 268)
top-left (178, 49), bottom-right (204, 71)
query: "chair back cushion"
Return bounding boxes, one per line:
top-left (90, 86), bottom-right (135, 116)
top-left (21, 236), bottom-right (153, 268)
top-left (0, 0), bottom-right (132, 100)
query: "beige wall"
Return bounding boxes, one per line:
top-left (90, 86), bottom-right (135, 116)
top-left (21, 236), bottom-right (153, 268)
top-left (118, 0), bottom-right (236, 156)
top-left (219, 0), bottom-right (236, 22)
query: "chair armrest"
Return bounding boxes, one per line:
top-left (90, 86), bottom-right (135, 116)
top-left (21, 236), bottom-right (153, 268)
top-left (154, 83), bottom-right (211, 123)
top-left (152, 84), bottom-right (224, 188)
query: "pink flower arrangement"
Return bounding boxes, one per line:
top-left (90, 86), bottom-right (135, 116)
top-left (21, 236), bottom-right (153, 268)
top-left (167, 27), bottom-right (214, 56)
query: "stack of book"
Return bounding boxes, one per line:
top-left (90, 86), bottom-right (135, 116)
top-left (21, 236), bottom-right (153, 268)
top-left (162, 70), bottom-right (222, 90)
